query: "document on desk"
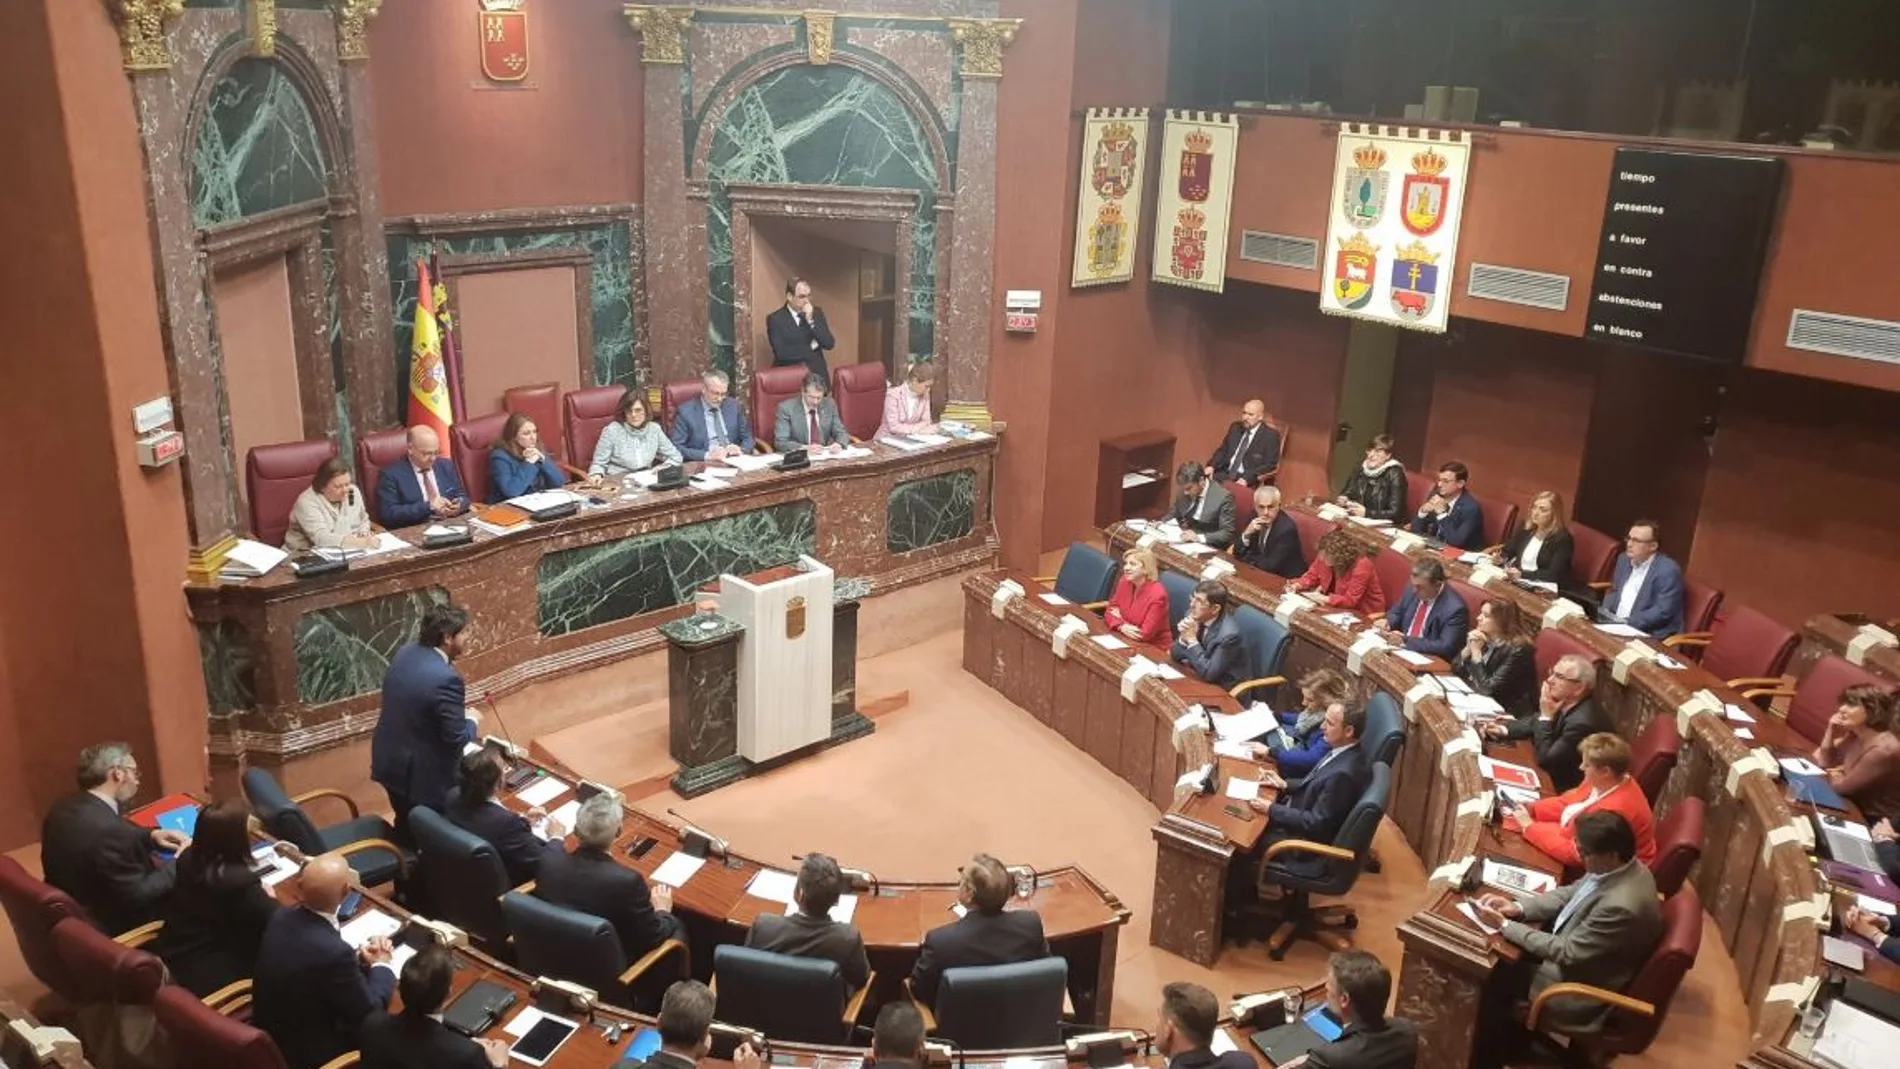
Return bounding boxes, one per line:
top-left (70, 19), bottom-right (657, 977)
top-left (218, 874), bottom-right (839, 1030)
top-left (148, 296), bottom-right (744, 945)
top-left (1170, 541), bottom-right (1219, 556)
top-left (508, 490), bottom-right (579, 511)
top-left (878, 436), bottom-right (929, 451)
top-left (513, 776), bottom-right (567, 808)
top-left (1209, 705), bottom-right (1279, 742)
top-left (1780, 756), bottom-right (1826, 777)
top-left (809, 446), bottom-right (874, 460)
top-left (1390, 649), bottom-right (1434, 667)
top-left (1225, 777), bottom-right (1262, 801)
top-left (649, 852), bottom-right (708, 889)
top-left (313, 531), bottom-right (411, 560)
top-left (785, 894), bottom-right (857, 924)
top-left (1213, 738), bottom-right (1254, 760)
top-left (1322, 612), bottom-right (1361, 629)
top-left (1039, 592), bottom-right (1070, 605)
top-left (1824, 935), bottom-right (1867, 971)
top-left (688, 475), bottom-right (732, 492)
top-left (1595, 622), bottom-right (1647, 639)
top-left (702, 466), bottom-right (742, 479)
top-left (1091, 633), bottom-right (1128, 650)
top-left (1814, 1001), bottom-right (1900, 1069)
top-left (726, 453), bottom-right (782, 472)
top-left (1725, 703), bottom-right (1757, 724)
top-left (1153, 663), bottom-right (1185, 680)
top-left (339, 910), bottom-right (402, 949)
top-left (537, 800), bottom-right (581, 838)
top-left (1455, 901), bottom-right (1502, 935)
top-left (1481, 859), bottom-right (1557, 897)
top-left (1479, 756), bottom-right (1542, 793)
top-left (746, 868), bottom-right (800, 904)
top-left (1858, 894), bottom-right (1898, 916)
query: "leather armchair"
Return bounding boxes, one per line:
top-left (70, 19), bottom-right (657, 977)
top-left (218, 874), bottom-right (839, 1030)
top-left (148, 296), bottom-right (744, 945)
top-left (1032, 542), bottom-right (1117, 609)
top-left (1258, 416), bottom-right (1288, 486)
top-left (504, 382), bottom-right (564, 465)
top-left (450, 410), bottom-right (512, 506)
top-left (1289, 508), bottom-right (1333, 567)
top-left (1158, 571), bottom-right (1196, 633)
top-left (1473, 493), bottom-right (1518, 552)
top-left (352, 427), bottom-right (410, 525)
top-left (1252, 763), bottom-right (1390, 960)
top-left (1524, 885), bottom-right (1702, 1059)
top-left (1738, 653), bottom-right (1892, 743)
top-left (246, 439), bottom-right (339, 546)
top-left (1403, 469), bottom-right (1434, 517)
top-left (0, 856), bottom-right (86, 996)
top-left (659, 379), bottom-right (705, 434)
top-left (1222, 480), bottom-right (1252, 546)
top-left (153, 984), bottom-right (296, 1069)
top-left (919, 957), bottom-right (1068, 1049)
top-left (561, 384), bottom-right (628, 477)
top-left (831, 364), bottom-right (887, 442)
top-left (50, 915), bottom-right (166, 1005)
top-left (1628, 714), bottom-right (1681, 805)
top-left (409, 806), bottom-right (509, 951)
top-left (750, 366), bottom-right (810, 450)
top-left (1363, 692), bottom-right (1405, 767)
top-left (500, 891), bottom-right (687, 1012)
top-left (241, 768), bottom-right (407, 888)
top-left (1372, 547), bottom-right (1413, 608)
top-left (1680, 577), bottom-right (1724, 635)
top-left (1534, 628), bottom-right (1606, 690)
top-left (1663, 603), bottom-right (1796, 684)
top-left (1648, 798), bottom-right (1704, 898)
top-left (1227, 605), bottom-right (1291, 703)
top-left (1447, 578), bottom-right (1490, 622)
top-left (1568, 523), bottom-right (1622, 589)
top-left (711, 945), bottom-right (872, 1044)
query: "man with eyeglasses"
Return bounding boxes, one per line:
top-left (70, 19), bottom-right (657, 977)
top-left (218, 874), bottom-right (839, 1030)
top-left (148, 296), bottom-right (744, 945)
top-left (1594, 519), bottom-right (1684, 638)
top-left (40, 742), bottom-right (186, 933)
top-left (1480, 652), bottom-right (1612, 792)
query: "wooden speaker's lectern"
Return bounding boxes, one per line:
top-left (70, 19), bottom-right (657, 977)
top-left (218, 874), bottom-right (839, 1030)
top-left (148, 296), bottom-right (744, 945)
top-left (720, 557), bottom-right (833, 762)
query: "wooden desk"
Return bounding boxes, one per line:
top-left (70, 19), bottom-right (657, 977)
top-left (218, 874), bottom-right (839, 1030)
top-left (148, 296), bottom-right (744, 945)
top-left (489, 760), bottom-right (1130, 1025)
top-left (186, 437), bottom-right (998, 770)
top-left (1795, 612), bottom-right (1900, 687)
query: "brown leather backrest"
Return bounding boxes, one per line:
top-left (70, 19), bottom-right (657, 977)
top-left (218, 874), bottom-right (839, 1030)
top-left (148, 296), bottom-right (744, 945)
top-left (49, 916), bottom-right (165, 1004)
top-left (1681, 576), bottom-right (1724, 635)
top-left (451, 410), bottom-right (513, 506)
top-left (1701, 603), bottom-right (1797, 683)
top-left (153, 983), bottom-right (290, 1069)
top-left (353, 427), bottom-right (411, 524)
top-left (245, 438), bottom-right (338, 546)
top-left (831, 363), bottom-right (887, 441)
top-left (1647, 797), bottom-right (1704, 899)
top-left (1628, 713), bottom-right (1680, 804)
top-left (503, 382), bottom-right (563, 465)
top-left (562, 385), bottom-right (628, 472)
top-left (0, 857), bottom-right (85, 997)
top-left (660, 380), bottom-right (705, 433)
top-left (751, 366), bottom-right (811, 448)
top-left (1569, 523), bottom-right (1622, 587)
top-left (1534, 627), bottom-right (1606, 688)
top-left (1788, 654), bottom-right (1892, 744)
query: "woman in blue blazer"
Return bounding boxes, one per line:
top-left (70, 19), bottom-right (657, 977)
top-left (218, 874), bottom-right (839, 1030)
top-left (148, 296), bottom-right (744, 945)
top-left (489, 413), bottom-right (566, 502)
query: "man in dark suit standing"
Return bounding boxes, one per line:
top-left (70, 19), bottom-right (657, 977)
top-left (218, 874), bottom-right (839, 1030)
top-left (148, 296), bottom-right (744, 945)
top-left (1154, 981), bottom-right (1255, 1069)
top-left (1409, 462), bottom-right (1483, 550)
top-left (371, 603), bottom-right (478, 840)
top-left (39, 743), bottom-right (186, 933)
top-left (1235, 485), bottom-right (1307, 578)
top-left (1171, 581), bottom-right (1251, 692)
top-left (1483, 652), bottom-right (1611, 792)
top-left (1244, 703), bottom-right (1372, 882)
top-left (534, 795), bottom-right (684, 963)
top-left (1204, 399), bottom-right (1282, 486)
top-left (765, 278), bottom-right (836, 379)
top-left (359, 942), bottom-right (506, 1069)
top-left (1379, 559), bottom-right (1469, 661)
top-left (1169, 462), bottom-right (1236, 548)
top-left (773, 373), bottom-right (852, 451)
top-left (669, 370), bottom-right (755, 462)
top-left (744, 852), bottom-right (870, 991)
top-left (1280, 950), bottom-right (1418, 1069)
top-left (910, 853), bottom-right (1048, 1005)
top-left (252, 853), bottom-right (397, 1069)
top-left (376, 425), bottom-right (468, 528)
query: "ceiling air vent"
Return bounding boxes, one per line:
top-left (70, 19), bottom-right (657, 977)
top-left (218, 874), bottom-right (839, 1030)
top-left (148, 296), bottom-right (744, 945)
top-left (1786, 310), bottom-right (1900, 365)
top-left (1466, 263), bottom-right (1570, 312)
top-left (1238, 230), bottom-right (1318, 271)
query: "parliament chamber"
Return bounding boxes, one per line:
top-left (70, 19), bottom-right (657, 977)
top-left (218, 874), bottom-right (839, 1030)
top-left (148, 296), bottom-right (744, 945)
top-left (9, 2), bottom-right (1900, 1069)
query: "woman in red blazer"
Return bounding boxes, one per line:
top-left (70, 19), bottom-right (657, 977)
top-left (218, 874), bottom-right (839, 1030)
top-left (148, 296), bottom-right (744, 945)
top-left (1103, 547), bottom-right (1170, 645)
top-left (1290, 531), bottom-right (1387, 617)
top-left (1506, 732), bottom-right (1657, 868)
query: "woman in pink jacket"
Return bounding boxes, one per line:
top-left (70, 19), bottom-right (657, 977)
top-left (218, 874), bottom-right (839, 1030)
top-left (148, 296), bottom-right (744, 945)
top-left (876, 362), bottom-right (938, 439)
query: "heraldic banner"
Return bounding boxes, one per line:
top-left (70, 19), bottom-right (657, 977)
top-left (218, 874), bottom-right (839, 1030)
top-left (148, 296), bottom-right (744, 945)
top-left (1150, 110), bottom-right (1239, 292)
top-left (1070, 108), bottom-right (1151, 288)
top-left (1317, 123), bottom-right (1471, 333)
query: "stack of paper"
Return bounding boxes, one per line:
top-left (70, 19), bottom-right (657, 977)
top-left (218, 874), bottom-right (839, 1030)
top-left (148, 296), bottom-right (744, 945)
top-left (1481, 859), bottom-right (1557, 897)
top-left (220, 539), bottom-right (287, 579)
top-left (727, 453), bottom-right (782, 472)
top-left (1391, 649), bottom-right (1434, 667)
top-left (513, 776), bottom-right (567, 808)
top-left (649, 852), bottom-right (707, 889)
top-left (1596, 622), bottom-right (1648, 638)
top-left (508, 490), bottom-right (579, 511)
top-left (809, 446), bottom-right (873, 460)
top-left (1209, 705), bottom-right (1279, 742)
top-left (1172, 542), bottom-right (1219, 556)
top-left (746, 869), bottom-right (800, 904)
top-left (313, 531), bottom-right (411, 560)
top-left (879, 436), bottom-right (929, 451)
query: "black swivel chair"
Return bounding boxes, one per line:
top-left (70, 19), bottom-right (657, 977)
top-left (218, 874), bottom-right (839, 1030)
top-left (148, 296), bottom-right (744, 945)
top-left (1159, 571), bottom-right (1197, 632)
top-left (409, 806), bottom-right (508, 952)
top-left (1254, 762), bottom-right (1391, 960)
top-left (499, 892), bottom-right (686, 1011)
top-left (1358, 693), bottom-right (1406, 874)
top-left (922, 957), bottom-right (1068, 1049)
top-left (1227, 604), bottom-right (1293, 703)
top-left (711, 945), bottom-right (873, 1044)
top-left (1033, 542), bottom-right (1119, 607)
top-left (241, 767), bottom-right (407, 888)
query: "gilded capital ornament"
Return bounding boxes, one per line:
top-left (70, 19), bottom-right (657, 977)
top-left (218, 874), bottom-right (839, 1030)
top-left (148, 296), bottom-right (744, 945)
top-left (329, 0), bottom-right (383, 63)
top-left (946, 17), bottom-right (1021, 80)
top-left (248, 0), bottom-right (277, 58)
top-left (107, 0), bottom-right (185, 73)
top-left (622, 5), bottom-right (694, 66)
top-left (804, 10), bottom-right (836, 66)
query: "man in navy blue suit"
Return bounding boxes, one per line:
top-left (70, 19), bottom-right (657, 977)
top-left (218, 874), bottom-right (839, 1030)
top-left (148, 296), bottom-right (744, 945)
top-left (1171, 580), bottom-right (1251, 692)
top-left (376, 425), bottom-right (468, 528)
top-left (1243, 702), bottom-right (1372, 883)
top-left (1380, 558), bottom-right (1469, 661)
top-left (1409, 461), bottom-right (1484, 549)
top-left (371, 603), bottom-right (478, 840)
top-left (1596, 519), bottom-right (1685, 637)
top-left (669, 370), bottom-right (756, 462)
top-left (252, 854), bottom-right (397, 1069)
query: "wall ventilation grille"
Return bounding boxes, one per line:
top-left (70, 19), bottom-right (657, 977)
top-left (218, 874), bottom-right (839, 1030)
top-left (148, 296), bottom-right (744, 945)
top-left (1466, 263), bottom-right (1570, 311)
top-left (1237, 230), bottom-right (1319, 271)
top-left (1786, 310), bottom-right (1900, 365)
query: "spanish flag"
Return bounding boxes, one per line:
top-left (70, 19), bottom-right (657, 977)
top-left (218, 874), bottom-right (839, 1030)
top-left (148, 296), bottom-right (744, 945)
top-left (407, 257), bottom-right (455, 456)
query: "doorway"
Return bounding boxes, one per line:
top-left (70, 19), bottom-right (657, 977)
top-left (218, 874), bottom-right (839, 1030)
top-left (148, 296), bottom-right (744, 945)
top-left (1328, 321), bottom-right (1400, 491)
top-left (748, 216), bottom-right (900, 381)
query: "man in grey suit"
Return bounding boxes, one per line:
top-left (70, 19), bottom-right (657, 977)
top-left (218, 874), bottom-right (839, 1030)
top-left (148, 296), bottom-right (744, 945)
top-left (1469, 811), bottom-right (1663, 1068)
top-left (743, 852), bottom-right (869, 992)
top-left (773, 373), bottom-right (852, 452)
top-left (1168, 462), bottom-right (1235, 548)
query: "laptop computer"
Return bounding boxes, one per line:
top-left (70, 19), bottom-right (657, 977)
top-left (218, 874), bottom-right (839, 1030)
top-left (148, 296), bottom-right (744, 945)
top-left (1844, 977), bottom-right (1900, 1025)
top-left (1817, 813), bottom-right (1883, 872)
top-left (1250, 1006), bottom-right (1344, 1065)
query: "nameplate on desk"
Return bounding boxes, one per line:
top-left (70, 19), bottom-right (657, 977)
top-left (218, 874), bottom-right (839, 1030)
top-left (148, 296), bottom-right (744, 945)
top-left (1674, 689), bottom-right (1722, 735)
top-left (1120, 656), bottom-right (1159, 701)
top-left (1468, 561), bottom-right (1507, 587)
top-left (991, 580), bottom-right (1024, 619)
top-left (1345, 631), bottom-right (1387, 675)
top-left (1051, 615), bottom-right (1089, 659)
top-left (1540, 598), bottom-right (1585, 628)
top-left (1200, 558), bottom-right (1236, 581)
top-left (1610, 642), bottom-right (1658, 683)
top-left (1847, 624), bottom-right (1899, 666)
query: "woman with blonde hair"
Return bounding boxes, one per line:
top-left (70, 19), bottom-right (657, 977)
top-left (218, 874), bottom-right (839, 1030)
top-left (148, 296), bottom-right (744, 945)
top-left (1103, 546), bottom-right (1169, 644)
top-left (876, 361), bottom-right (939, 439)
top-left (1249, 667), bottom-right (1353, 777)
top-left (1498, 490), bottom-right (1574, 585)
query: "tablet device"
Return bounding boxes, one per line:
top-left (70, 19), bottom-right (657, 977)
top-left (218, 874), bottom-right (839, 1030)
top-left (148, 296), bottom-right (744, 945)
top-left (625, 1027), bottom-right (663, 1062)
top-left (511, 1017), bottom-right (579, 1066)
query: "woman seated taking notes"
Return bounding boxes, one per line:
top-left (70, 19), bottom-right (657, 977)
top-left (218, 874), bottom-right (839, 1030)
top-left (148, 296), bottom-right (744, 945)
top-left (1455, 599), bottom-right (1538, 717)
top-left (1497, 490), bottom-right (1575, 585)
top-left (1336, 433), bottom-right (1407, 522)
top-left (589, 392), bottom-right (682, 481)
top-left (1291, 530), bottom-right (1387, 616)
top-left (283, 457), bottom-right (375, 552)
top-left (876, 362), bottom-right (938, 439)
top-left (1248, 667), bottom-right (1352, 778)
top-left (1103, 547), bottom-right (1169, 645)
top-left (1813, 684), bottom-right (1900, 818)
top-left (152, 799), bottom-right (280, 997)
top-left (1504, 732), bottom-right (1656, 868)
top-left (489, 413), bottom-right (567, 502)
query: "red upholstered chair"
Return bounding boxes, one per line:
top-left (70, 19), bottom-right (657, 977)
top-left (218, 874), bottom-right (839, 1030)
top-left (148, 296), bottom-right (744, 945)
top-left (1666, 602), bottom-right (1798, 684)
top-left (1569, 522), bottom-right (1622, 590)
top-left (1474, 494), bottom-right (1519, 552)
top-left (832, 363), bottom-right (888, 442)
top-left (1534, 627), bottom-right (1606, 688)
top-left (752, 366), bottom-right (811, 449)
top-left (1629, 713), bottom-right (1681, 804)
top-left (1224, 480), bottom-right (1252, 546)
top-left (504, 381), bottom-right (564, 465)
top-left (561, 384), bottom-right (627, 476)
top-left (1404, 469), bottom-right (1435, 518)
top-left (1290, 509), bottom-right (1333, 567)
top-left (1680, 577), bottom-right (1724, 635)
top-left (0, 857), bottom-right (86, 997)
top-left (1647, 797), bottom-right (1704, 899)
top-left (451, 411), bottom-right (513, 506)
top-left (353, 427), bottom-right (410, 525)
top-left (1447, 579), bottom-right (1491, 622)
top-left (1740, 653), bottom-right (1893, 743)
top-left (1258, 416), bottom-right (1288, 486)
top-left (1525, 884), bottom-right (1702, 1060)
top-left (659, 379), bottom-right (705, 434)
top-left (153, 985), bottom-right (292, 1069)
top-left (245, 438), bottom-right (338, 546)
top-left (1372, 548), bottom-right (1414, 608)
top-left (49, 915), bottom-right (166, 1006)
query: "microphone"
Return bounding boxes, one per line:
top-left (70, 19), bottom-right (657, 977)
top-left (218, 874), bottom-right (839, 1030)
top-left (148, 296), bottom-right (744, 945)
top-left (666, 808), bottom-right (729, 859)
top-left (475, 690), bottom-right (518, 750)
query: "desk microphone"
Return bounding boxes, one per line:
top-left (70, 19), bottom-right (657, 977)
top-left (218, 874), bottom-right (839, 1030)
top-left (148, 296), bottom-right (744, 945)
top-left (476, 690), bottom-right (518, 751)
top-left (666, 808), bottom-right (729, 859)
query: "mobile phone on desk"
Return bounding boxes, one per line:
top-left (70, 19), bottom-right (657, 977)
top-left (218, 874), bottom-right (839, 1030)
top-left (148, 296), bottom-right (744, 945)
top-left (338, 889), bottom-right (363, 921)
top-left (627, 836), bottom-right (659, 859)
